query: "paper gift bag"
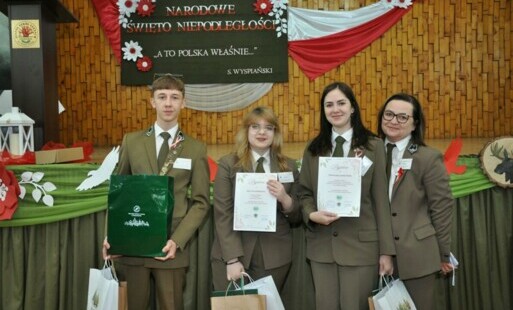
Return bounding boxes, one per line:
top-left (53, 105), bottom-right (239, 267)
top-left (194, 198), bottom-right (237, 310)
top-left (373, 276), bottom-right (417, 310)
top-left (368, 296), bottom-right (376, 310)
top-left (211, 280), bottom-right (266, 310)
top-left (108, 175), bottom-right (174, 257)
top-left (110, 259), bottom-right (128, 310)
top-left (87, 263), bottom-right (119, 310)
top-left (240, 274), bottom-right (284, 310)
top-left (211, 294), bottom-right (266, 310)
top-left (118, 281), bottom-right (127, 310)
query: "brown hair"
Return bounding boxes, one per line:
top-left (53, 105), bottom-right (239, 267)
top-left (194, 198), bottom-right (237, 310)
top-left (234, 107), bottom-right (289, 171)
top-left (151, 75), bottom-right (185, 97)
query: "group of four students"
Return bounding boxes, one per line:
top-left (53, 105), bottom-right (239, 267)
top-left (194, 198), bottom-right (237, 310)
top-left (103, 75), bottom-right (454, 310)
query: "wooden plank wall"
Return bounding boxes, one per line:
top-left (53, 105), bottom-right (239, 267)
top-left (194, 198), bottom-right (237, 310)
top-left (56, 0), bottom-right (513, 146)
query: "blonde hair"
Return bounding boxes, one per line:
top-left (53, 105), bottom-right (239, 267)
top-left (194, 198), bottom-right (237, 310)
top-left (234, 107), bottom-right (289, 171)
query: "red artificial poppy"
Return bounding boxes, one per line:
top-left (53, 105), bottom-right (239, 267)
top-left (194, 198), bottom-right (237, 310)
top-left (253, 0), bottom-right (273, 15)
top-left (0, 164), bottom-right (21, 221)
top-left (395, 167), bottom-right (404, 184)
top-left (136, 56), bottom-right (153, 72)
top-left (137, 0), bottom-right (156, 17)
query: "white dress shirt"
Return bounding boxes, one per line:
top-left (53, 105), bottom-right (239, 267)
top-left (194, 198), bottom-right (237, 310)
top-left (385, 135), bottom-right (411, 201)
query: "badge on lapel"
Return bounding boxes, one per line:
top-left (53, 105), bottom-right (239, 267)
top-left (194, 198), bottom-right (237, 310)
top-left (408, 144), bottom-right (418, 154)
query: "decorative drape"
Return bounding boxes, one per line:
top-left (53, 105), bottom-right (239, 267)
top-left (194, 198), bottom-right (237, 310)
top-left (1, 157), bottom-right (511, 309)
top-left (288, 6), bottom-right (412, 80)
top-left (90, 0), bottom-right (413, 111)
top-left (287, 3), bottom-right (392, 41)
top-left (185, 83), bottom-right (273, 112)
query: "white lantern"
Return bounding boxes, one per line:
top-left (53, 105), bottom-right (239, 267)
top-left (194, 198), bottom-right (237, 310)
top-left (0, 107), bottom-right (35, 156)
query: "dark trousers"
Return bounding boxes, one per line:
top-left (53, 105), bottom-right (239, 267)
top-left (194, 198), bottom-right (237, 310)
top-left (116, 262), bottom-right (186, 310)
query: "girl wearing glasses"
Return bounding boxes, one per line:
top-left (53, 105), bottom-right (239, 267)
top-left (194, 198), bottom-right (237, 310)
top-left (211, 106), bottom-right (300, 294)
top-left (378, 93), bottom-right (454, 310)
top-left (299, 82), bottom-right (395, 310)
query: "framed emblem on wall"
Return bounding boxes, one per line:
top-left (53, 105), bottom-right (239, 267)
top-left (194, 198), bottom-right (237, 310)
top-left (11, 19), bottom-right (40, 49)
top-left (480, 136), bottom-right (513, 188)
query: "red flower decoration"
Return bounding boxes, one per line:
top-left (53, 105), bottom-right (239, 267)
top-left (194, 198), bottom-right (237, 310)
top-left (253, 0), bottom-right (273, 15)
top-left (395, 167), bottom-right (404, 183)
top-left (0, 164), bottom-right (21, 221)
top-left (136, 56), bottom-right (153, 72)
top-left (137, 0), bottom-right (155, 17)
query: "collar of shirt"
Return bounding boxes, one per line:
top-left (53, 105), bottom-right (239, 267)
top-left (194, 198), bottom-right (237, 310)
top-left (385, 135), bottom-right (411, 157)
top-left (154, 123), bottom-right (179, 153)
top-left (331, 128), bottom-right (353, 156)
top-left (251, 149), bottom-right (271, 172)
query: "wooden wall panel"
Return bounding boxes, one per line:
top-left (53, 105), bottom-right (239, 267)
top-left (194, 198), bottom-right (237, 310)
top-left (55, 0), bottom-right (513, 146)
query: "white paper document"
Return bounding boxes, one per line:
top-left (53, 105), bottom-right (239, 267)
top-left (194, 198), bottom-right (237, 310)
top-left (234, 173), bottom-right (278, 232)
top-left (317, 157), bottom-right (362, 217)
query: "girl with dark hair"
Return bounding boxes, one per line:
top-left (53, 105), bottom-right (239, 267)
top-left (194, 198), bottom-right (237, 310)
top-left (211, 106), bottom-right (300, 294)
top-left (299, 82), bottom-right (395, 310)
top-left (377, 93), bottom-right (454, 310)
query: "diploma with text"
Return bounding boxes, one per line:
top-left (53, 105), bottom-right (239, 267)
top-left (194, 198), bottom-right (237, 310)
top-left (317, 157), bottom-right (362, 217)
top-left (233, 172), bottom-right (278, 232)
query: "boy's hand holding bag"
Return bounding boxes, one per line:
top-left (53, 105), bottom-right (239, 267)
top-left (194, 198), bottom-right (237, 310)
top-left (87, 260), bottom-right (127, 310)
top-left (87, 260), bottom-right (119, 310)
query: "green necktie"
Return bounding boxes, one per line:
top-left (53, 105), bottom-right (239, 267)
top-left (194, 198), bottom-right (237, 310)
top-left (157, 132), bottom-right (171, 171)
top-left (332, 136), bottom-right (345, 157)
top-left (255, 157), bottom-right (265, 173)
top-left (386, 143), bottom-right (396, 180)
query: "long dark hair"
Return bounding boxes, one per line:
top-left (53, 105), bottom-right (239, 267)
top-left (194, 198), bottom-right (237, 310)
top-left (377, 93), bottom-right (426, 146)
top-left (308, 82), bottom-right (374, 156)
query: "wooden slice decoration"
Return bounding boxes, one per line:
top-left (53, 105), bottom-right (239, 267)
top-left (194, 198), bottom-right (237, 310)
top-left (479, 136), bottom-right (513, 188)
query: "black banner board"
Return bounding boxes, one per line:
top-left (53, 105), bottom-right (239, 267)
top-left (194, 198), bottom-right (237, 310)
top-left (120, 1), bottom-right (289, 85)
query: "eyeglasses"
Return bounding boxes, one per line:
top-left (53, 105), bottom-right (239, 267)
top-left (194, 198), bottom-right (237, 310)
top-left (382, 110), bottom-right (413, 124)
top-left (249, 124), bottom-right (275, 132)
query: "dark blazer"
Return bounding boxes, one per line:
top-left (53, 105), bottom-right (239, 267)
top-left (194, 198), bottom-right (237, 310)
top-left (389, 141), bottom-right (453, 280)
top-left (210, 154), bottom-right (301, 270)
top-left (299, 136), bottom-right (395, 266)
top-left (115, 127), bottom-right (211, 269)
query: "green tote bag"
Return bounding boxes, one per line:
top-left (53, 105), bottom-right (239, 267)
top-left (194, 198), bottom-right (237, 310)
top-left (107, 175), bottom-right (174, 257)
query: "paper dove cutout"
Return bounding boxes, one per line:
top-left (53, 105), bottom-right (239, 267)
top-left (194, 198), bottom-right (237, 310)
top-left (76, 146), bottom-right (120, 191)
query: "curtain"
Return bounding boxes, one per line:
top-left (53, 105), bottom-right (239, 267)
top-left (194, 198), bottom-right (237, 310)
top-left (1, 157), bottom-right (511, 309)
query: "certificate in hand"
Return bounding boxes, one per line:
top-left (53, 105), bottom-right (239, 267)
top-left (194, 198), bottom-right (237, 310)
top-left (233, 172), bottom-right (278, 232)
top-left (317, 157), bottom-right (362, 217)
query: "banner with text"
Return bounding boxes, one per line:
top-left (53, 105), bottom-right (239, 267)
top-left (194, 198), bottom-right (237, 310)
top-left (120, 0), bottom-right (289, 85)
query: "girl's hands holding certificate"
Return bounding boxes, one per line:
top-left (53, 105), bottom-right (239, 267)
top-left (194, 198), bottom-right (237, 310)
top-left (309, 210), bottom-right (340, 226)
top-left (267, 179), bottom-right (293, 212)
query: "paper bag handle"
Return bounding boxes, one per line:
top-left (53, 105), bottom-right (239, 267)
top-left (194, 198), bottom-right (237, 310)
top-left (224, 277), bottom-right (248, 296)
